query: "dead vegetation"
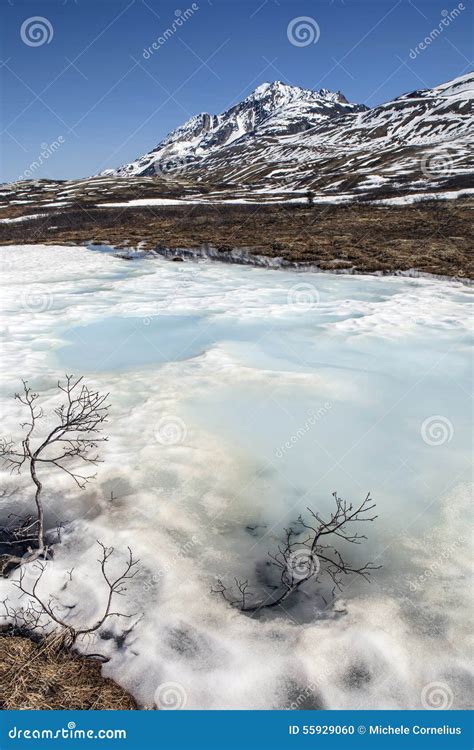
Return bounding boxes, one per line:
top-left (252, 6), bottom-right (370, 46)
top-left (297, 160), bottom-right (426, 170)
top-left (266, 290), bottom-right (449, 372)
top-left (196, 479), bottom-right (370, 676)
top-left (3, 542), bottom-right (140, 649)
top-left (0, 542), bottom-right (140, 710)
top-left (213, 491), bottom-right (380, 613)
top-left (0, 182), bottom-right (472, 278)
top-left (0, 376), bottom-right (109, 570)
top-left (0, 379), bottom-right (140, 709)
top-left (0, 634), bottom-right (136, 710)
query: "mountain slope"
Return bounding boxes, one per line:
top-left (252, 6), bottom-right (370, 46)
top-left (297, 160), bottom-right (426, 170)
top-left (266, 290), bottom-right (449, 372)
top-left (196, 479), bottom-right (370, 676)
top-left (108, 73), bottom-right (473, 202)
top-left (111, 81), bottom-right (366, 177)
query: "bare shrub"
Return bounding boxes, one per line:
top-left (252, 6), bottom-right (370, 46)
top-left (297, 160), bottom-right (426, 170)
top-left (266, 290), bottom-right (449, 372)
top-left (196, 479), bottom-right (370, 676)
top-left (0, 376), bottom-right (109, 566)
top-left (1, 541), bottom-right (139, 653)
top-left (213, 491), bottom-right (380, 613)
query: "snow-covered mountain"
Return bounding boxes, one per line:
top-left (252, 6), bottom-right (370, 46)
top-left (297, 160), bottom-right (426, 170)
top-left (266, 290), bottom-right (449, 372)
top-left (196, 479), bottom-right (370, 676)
top-left (110, 81), bottom-right (367, 177)
top-left (105, 73), bottom-right (473, 203)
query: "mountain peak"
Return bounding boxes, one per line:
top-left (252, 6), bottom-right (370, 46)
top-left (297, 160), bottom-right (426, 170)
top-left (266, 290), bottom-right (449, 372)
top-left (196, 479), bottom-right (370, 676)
top-left (244, 80), bottom-right (311, 110)
top-left (249, 80), bottom-right (297, 98)
top-left (246, 80), bottom-right (348, 106)
top-left (112, 79), bottom-right (362, 176)
top-left (103, 72), bottom-right (473, 201)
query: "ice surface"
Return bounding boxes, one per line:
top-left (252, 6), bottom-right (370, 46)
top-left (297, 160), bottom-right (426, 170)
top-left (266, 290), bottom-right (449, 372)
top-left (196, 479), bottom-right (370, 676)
top-left (0, 244), bottom-right (472, 709)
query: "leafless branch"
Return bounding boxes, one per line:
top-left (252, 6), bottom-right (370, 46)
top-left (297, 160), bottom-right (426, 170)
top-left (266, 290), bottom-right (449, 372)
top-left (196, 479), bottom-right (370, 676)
top-left (212, 491), bottom-right (380, 614)
top-left (0, 376), bottom-right (109, 563)
top-left (2, 542), bottom-right (140, 651)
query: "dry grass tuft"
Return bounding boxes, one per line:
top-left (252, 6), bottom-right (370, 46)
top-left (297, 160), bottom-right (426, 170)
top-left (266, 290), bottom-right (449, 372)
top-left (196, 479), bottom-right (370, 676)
top-left (0, 634), bottom-right (137, 710)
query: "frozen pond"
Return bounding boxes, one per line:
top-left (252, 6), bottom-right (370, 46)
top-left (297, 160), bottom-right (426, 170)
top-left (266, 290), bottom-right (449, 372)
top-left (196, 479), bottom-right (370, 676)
top-left (0, 244), bottom-right (472, 710)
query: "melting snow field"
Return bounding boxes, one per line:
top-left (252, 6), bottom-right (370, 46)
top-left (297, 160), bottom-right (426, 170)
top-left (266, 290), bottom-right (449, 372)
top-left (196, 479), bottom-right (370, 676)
top-left (0, 244), bottom-right (472, 710)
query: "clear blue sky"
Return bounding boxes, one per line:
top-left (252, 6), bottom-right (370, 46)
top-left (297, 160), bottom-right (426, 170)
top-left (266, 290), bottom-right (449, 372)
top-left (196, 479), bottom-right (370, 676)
top-left (1, 0), bottom-right (472, 182)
